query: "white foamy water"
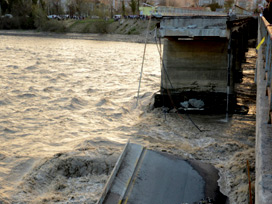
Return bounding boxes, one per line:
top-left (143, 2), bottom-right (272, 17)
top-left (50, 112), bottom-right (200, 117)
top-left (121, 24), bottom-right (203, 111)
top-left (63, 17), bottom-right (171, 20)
top-left (0, 33), bottom-right (256, 204)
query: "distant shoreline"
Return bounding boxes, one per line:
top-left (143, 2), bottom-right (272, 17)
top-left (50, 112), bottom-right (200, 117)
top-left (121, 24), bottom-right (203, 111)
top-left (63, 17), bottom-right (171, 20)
top-left (0, 19), bottom-right (159, 44)
top-left (0, 29), bottom-right (157, 44)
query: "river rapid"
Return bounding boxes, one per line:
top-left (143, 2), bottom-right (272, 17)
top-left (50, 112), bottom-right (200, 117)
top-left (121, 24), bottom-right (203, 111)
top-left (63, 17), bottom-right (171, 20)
top-left (0, 32), bottom-right (256, 204)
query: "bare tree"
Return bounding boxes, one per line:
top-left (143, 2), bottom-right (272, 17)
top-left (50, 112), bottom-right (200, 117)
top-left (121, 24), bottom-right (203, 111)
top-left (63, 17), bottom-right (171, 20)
top-left (159, 0), bottom-right (166, 6)
top-left (0, 0), bottom-right (9, 14)
top-left (11, 0), bottom-right (32, 16)
top-left (67, 0), bottom-right (76, 16)
top-left (121, 0), bottom-right (125, 16)
top-left (46, 0), bottom-right (62, 14)
top-left (168, 0), bottom-right (176, 7)
top-left (193, 0), bottom-right (199, 7)
top-left (67, 0), bottom-right (93, 17)
top-left (159, 0), bottom-right (181, 7)
top-left (129, 0), bottom-right (136, 14)
top-left (75, 0), bottom-right (85, 15)
top-left (224, 0), bottom-right (234, 12)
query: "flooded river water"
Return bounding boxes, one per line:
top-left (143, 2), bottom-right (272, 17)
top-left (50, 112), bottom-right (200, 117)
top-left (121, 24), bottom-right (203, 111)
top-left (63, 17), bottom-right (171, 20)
top-left (0, 32), bottom-right (256, 203)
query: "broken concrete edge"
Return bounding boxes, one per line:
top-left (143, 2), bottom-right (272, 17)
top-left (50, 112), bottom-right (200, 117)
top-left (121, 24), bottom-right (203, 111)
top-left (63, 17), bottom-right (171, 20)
top-left (118, 145), bottom-right (146, 203)
top-left (255, 22), bottom-right (272, 204)
top-left (98, 142), bottom-right (229, 203)
top-left (188, 160), bottom-right (229, 203)
top-left (149, 150), bottom-right (229, 203)
top-left (96, 140), bottom-right (130, 204)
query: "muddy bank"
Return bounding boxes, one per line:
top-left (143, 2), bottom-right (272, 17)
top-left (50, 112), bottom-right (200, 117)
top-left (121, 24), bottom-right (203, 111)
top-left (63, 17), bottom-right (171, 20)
top-left (0, 30), bottom-right (156, 44)
top-left (0, 19), bottom-right (158, 44)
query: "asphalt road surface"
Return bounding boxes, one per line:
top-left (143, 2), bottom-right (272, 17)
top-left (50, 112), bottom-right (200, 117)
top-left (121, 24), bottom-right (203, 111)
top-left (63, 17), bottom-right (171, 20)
top-left (99, 143), bottom-right (228, 204)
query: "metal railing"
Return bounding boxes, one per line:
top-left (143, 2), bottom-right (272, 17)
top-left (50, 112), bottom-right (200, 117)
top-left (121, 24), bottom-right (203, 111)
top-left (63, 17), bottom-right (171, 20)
top-left (258, 16), bottom-right (272, 123)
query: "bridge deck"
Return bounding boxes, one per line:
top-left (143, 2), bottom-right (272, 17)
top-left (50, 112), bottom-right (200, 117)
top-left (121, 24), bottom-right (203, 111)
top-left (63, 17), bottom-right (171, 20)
top-left (97, 142), bottom-right (227, 204)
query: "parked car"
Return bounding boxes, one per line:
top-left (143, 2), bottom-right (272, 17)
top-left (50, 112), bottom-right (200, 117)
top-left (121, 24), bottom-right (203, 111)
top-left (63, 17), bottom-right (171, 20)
top-left (47, 15), bottom-right (68, 20)
top-left (128, 15), bottom-right (139, 19)
top-left (1, 14), bottom-right (13, 19)
top-left (60, 15), bottom-right (69, 20)
top-left (47, 15), bottom-right (57, 19)
top-left (91, 15), bottom-right (99, 19)
top-left (113, 15), bottom-right (121, 21)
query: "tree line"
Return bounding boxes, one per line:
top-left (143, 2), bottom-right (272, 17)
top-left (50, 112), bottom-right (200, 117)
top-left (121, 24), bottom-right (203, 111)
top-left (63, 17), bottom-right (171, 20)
top-left (0, 0), bottom-right (236, 18)
top-left (0, 0), bottom-right (103, 17)
top-left (0, 0), bottom-right (158, 17)
top-left (0, 0), bottom-right (153, 30)
top-left (0, 0), bottom-right (235, 30)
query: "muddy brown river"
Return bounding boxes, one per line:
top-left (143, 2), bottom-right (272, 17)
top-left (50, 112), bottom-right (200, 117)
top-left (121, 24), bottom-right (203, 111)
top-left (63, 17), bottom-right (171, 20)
top-left (0, 32), bottom-right (256, 203)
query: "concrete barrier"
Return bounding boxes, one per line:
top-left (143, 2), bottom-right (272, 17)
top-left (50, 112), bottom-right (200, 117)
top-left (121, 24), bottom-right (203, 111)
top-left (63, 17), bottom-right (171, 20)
top-left (255, 16), bottom-right (272, 204)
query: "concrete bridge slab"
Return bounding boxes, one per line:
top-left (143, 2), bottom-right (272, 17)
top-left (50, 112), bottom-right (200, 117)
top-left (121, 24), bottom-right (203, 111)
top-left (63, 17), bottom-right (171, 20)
top-left (97, 142), bottom-right (228, 204)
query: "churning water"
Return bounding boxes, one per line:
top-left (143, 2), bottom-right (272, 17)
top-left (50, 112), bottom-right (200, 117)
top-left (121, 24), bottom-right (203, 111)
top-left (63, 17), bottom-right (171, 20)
top-left (0, 32), bottom-right (256, 204)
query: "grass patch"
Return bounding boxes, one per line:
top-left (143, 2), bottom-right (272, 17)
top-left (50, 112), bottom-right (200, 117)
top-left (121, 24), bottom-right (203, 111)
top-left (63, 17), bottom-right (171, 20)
top-left (65, 19), bottom-right (114, 33)
top-left (127, 27), bottom-right (139, 35)
top-left (0, 17), bottom-right (158, 36)
top-left (41, 20), bottom-right (66, 33)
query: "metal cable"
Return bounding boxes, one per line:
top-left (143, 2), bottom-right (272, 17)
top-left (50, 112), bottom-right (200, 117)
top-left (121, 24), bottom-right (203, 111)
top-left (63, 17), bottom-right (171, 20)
top-left (154, 33), bottom-right (204, 132)
top-left (136, 17), bottom-right (151, 107)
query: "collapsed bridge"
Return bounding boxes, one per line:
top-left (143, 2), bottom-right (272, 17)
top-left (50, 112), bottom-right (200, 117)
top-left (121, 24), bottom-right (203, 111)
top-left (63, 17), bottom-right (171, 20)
top-left (97, 142), bottom-right (227, 204)
top-left (97, 10), bottom-right (266, 204)
top-left (154, 14), bottom-right (257, 113)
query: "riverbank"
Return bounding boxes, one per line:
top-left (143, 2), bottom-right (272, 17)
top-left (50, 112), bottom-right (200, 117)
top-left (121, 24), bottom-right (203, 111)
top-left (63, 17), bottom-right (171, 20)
top-left (0, 19), bottom-right (158, 43)
top-left (0, 30), bottom-right (156, 44)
